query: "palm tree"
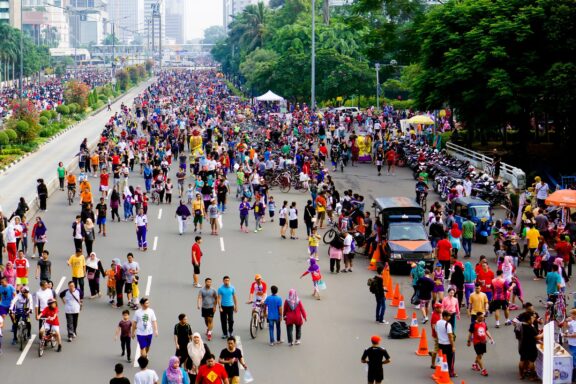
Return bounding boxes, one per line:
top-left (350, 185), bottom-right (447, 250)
top-left (230, 2), bottom-right (268, 52)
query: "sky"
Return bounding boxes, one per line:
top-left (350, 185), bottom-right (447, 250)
top-left (186, 0), bottom-right (223, 39)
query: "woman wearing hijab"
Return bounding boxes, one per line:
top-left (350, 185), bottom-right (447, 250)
top-left (86, 252), bottom-right (106, 298)
top-left (501, 256), bottom-right (515, 284)
top-left (300, 258), bottom-right (322, 300)
top-left (162, 356), bottom-right (190, 384)
top-left (3, 261), bottom-right (16, 287)
top-left (112, 258), bottom-right (125, 308)
top-left (186, 332), bottom-right (211, 383)
top-left (463, 261), bottom-right (477, 307)
top-left (84, 218), bottom-right (96, 255)
top-left (31, 217), bottom-right (48, 259)
top-left (410, 261), bottom-right (426, 301)
top-left (110, 187), bottom-right (121, 222)
top-left (448, 223), bottom-right (462, 258)
top-left (283, 289), bottom-right (307, 345)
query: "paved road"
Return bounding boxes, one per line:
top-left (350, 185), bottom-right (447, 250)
top-left (0, 148), bottom-right (552, 383)
top-left (0, 79), bottom-right (153, 216)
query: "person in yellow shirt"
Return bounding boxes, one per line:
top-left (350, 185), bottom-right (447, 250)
top-left (79, 178), bottom-right (91, 192)
top-left (308, 227), bottom-right (321, 260)
top-left (525, 223), bottom-right (540, 266)
top-left (68, 250), bottom-right (86, 293)
top-left (90, 152), bottom-right (99, 177)
top-left (468, 283), bottom-right (489, 321)
top-left (192, 194), bottom-right (205, 233)
top-left (80, 187), bottom-right (93, 207)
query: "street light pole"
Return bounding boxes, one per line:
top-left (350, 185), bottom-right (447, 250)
top-left (311, 0), bottom-right (315, 111)
top-left (112, 22), bottom-right (115, 79)
top-left (375, 63), bottom-right (380, 112)
top-left (19, 0), bottom-right (23, 99)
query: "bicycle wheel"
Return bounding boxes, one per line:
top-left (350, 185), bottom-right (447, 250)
top-left (259, 313), bottom-right (266, 330)
top-left (556, 300), bottom-right (567, 324)
top-left (279, 179), bottom-right (290, 193)
top-left (18, 323), bottom-right (26, 351)
top-left (249, 312), bottom-right (259, 339)
top-left (323, 229), bottom-right (337, 244)
top-left (68, 191), bottom-right (73, 205)
top-left (38, 339), bottom-right (44, 357)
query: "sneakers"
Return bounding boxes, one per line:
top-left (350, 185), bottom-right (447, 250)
top-left (294, 340), bottom-right (301, 345)
top-left (472, 363), bottom-right (480, 371)
top-left (221, 334), bottom-right (228, 339)
top-left (422, 317), bottom-right (429, 324)
top-left (505, 320), bottom-right (512, 326)
top-left (481, 369), bottom-right (488, 376)
top-left (269, 342), bottom-right (274, 346)
top-left (57, 344), bottom-right (62, 352)
top-left (207, 332), bottom-right (212, 341)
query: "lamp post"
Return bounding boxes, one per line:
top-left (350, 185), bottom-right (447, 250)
top-left (375, 62), bottom-right (380, 112)
top-left (311, 0), bottom-right (316, 111)
top-left (19, 0), bottom-right (23, 99)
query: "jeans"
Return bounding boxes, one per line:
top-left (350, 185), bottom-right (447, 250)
top-left (121, 336), bottom-right (131, 359)
top-left (220, 306), bottom-right (234, 336)
top-left (462, 238), bottom-right (473, 256)
top-left (286, 323), bottom-right (301, 344)
top-left (375, 296), bottom-right (386, 322)
top-left (268, 319), bottom-right (281, 343)
top-left (73, 277), bottom-right (84, 295)
top-left (65, 313), bottom-right (79, 338)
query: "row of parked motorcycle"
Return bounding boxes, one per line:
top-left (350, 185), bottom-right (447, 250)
top-left (401, 143), bottom-right (513, 211)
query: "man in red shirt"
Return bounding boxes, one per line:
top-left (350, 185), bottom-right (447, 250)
top-left (14, 250), bottom-right (29, 287)
top-left (192, 236), bottom-right (203, 288)
top-left (385, 148), bottom-right (397, 176)
top-left (40, 298), bottom-right (62, 351)
top-left (555, 236), bottom-right (573, 278)
top-left (436, 234), bottom-right (452, 280)
top-left (467, 312), bottom-right (494, 376)
top-left (196, 354), bottom-right (229, 384)
top-left (99, 168), bottom-right (110, 198)
top-left (476, 261), bottom-right (495, 301)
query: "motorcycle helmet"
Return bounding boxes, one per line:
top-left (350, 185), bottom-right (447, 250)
top-left (503, 219), bottom-right (512, 227)
top-left (480, 231), bottom-right (489, 237)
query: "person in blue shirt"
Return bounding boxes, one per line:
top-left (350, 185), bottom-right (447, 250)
top-left (0, 276), bottom-right (16, 320)
top-left (218, 276), bottom-right (238, 339)
top-left (264, 285), bottom-right (283, 346)
top-left (545, 264), bottom-right (563, 298)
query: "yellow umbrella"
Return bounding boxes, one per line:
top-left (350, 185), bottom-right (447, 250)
top-left (408, 115), bottom-right (435, 125)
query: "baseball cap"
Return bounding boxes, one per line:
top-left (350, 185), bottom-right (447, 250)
top-left (254, 274), bottom-right (262, 280)
top-left (371, 335), bottom-right (381, 344)
top-left (434, 303), bottom-right (442, 308)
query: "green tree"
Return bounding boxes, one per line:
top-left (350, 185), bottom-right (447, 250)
top-left (239, 48), bottom-right (279, 94)
top-left (202, 25), bottom-right (227, 45)
top-left (101, 34), bottom-right (121, 46)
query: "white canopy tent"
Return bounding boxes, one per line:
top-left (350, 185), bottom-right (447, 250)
top-left (255, 90), bottom-right (285, 102)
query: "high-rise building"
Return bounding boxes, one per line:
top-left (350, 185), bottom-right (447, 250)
top-left (165, 0), bottom-right (187, 44)
top-left (66, 0), bottom-right (108, 46)
top-left (143, 0), bottom-right (165, 50)
top-left (0, 0), bottom-right (21, 28)
top-left (107, 0), bottom-right (145, 44)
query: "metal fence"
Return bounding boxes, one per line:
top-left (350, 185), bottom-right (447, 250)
top-left (446, 142), bottom-right (526, 190)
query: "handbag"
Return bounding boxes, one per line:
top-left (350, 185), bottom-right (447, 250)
top-left (87, 271), bottom-right (96, 280)
top-left (317, 280), bottom-right (327, 290)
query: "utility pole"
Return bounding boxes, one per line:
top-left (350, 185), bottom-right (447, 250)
top-left (375, 63), bottom-right (381, 112)
top-left (19, 0), bottom-right (23, 99)
top-left (311, 0), bottom-right (316, 111)
top-left (112, 22), bottom-right (116, 79)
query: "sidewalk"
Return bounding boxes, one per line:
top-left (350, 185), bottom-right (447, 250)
top-left (0, 79), bottom-right (153, 217)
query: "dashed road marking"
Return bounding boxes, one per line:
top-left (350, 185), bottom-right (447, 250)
top-left (235, 336), bottom-right (246, 371)
top-left (218, 214), bottom-right (223, 229)
top-left (55, 276), bottom-right (66, 292)
top-left (133, 346), bottom-right (141, 367)
top-left (145, 275), bottom-right (152, 297)
top-left (16, 334), bottom-right (37, 365)
top-left (220, 237), bottom-right (225, 252)
top-left (157, 209), bottom-right (162, 220)
top-left (153, 236), bottom-right (158, 251)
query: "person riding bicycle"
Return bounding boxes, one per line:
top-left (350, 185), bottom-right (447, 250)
top-left (247, 274), bottom-right (268, 310)
top-left (67, 173), bottom-right (77, 193)
top-left (415, 177), bottom-right (429, 204)
top-left (39, 298), bottom-right (62, 352)
top-left (9, 286), bottom-right (34, 345)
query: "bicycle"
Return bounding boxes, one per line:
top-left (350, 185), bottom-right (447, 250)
top-left (10, 310), bottom-right (30, 351)
top-left (248, 301), bottom-right (266, 339)
top-left (67, 186), bottom-right (76, 205)
top-left (540, 292), bottom-right (567, 326)
top-left (416, 190), bottom-right (428, 213)
top-left (38, 320), bottom-right (58, 357)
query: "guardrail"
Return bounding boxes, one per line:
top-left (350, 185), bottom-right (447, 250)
top-left (446, 142), bottom-right (526, 190)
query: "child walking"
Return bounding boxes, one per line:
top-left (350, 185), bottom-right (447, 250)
top-left (115, 309), bottom-right (132, 363)
top-left (106, 261), bottom-right (117, 304)
top-left (308, 227), bottom-right (321, 260)
top-left (268, 196), bottom-right (276, 222)
top-left (300, 258), bottom-right (322, 300)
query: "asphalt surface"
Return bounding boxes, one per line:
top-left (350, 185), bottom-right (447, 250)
top-left (0, 138), bottom-right (556, 383)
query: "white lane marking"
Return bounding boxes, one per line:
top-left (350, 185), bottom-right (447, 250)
top-left (157, 209), bottom-right (162, 220)
top-left (55, 276), bottom-right (66, 292)
top-left (217, 214), bottom-right (223, 229)
top-left (133, 345), bottom-right (141, 367)
top-left (16, 334), bottom-right (37, 365)
top-left (220, 237), bottom-right (225, 252)
top-left (153, 236), bottom-right (158, 251)
top-left (145, 275), bottom-right (152, 297)
top-left (235, 335), bottom-right (246, 371)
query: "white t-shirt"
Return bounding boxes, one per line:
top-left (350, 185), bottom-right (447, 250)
top-left (133, 308), bottom-right (157, 336)
top-left (567, 319), bottom-right (576, 347)
top-left (36, 288), bottom-right (55, 312)
top-left (134, 369), bottom-right (159, 384)
top-left (463, 180), bottom-right (472, 197)
top-left (435, 319), bottom-right (453, 345)
top-left (535, 182), bottom-right (549, 200)
top-left (288, 208), bottom-right (298, 221)
top-left (343, 234), bottom-right (353, 254)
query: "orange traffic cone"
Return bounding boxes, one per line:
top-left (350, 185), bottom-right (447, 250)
top-left (415, 328), bottom-right (430, 356)
top-left (434, 353), bottom-right (453, 384)
top-left (385, 276), bottom-right (393, 300)
top-left (390, 284), bottom-right (400, 307)
top-left (394, 295), bottom-right (408, 320)
top-left (431, 350), bottom-right (443, 381)
top-left (409, 312), bottom-right (420, 338)
top-left (368, 247), bottom-right (379, 271)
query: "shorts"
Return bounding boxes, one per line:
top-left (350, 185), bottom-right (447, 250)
top-left (137, 334), bottom-right (153, 349)
top-left (367, 369), bottom-right (384, 383)
top-left (344, 252), bottom-right (355, 260)
top-left (124, 282), bottom-right (133, 294)
top-left (16, 277), bottom-right (28, 286)
top-left (230, 377), bottom-right (240, 384)
top-left (97, 217), bottom-right (107, 225)
top-left (420, 299), bottom-right (430, 309)
top-left (474, 343), bottom-right (487, 355)
top-left (193, 264), bottom-right (201, 275)
top-left (0, 305), bottom-right (9, 316)
top-left (317, 211), bottom-right (326, 221)
top-left (100, 185), bottom-right (109, 192)
top-left (194, 215), bottom-right (203, 224)
top-left (279, 218), bottom-right (286, 227)
top-left (489, 299), bottom-right (508, 312)
top-left (107, 286), bottom-right (116, 297)
top-left (44, 323), bottom-right (59, 334)
top-left (201, 307), bottom-right (215, 318)
top-left (309, 246), bottom-right (318, 255)
top-left (289, 219), bottom-right (298, 229)
top-left (269, 211), bottom-right (275, 217)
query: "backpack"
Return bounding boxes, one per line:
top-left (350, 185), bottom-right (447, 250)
top-left (389, 321), bottom-right (410, 339)
top-left (368, 278), bottom-right (376, 294)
